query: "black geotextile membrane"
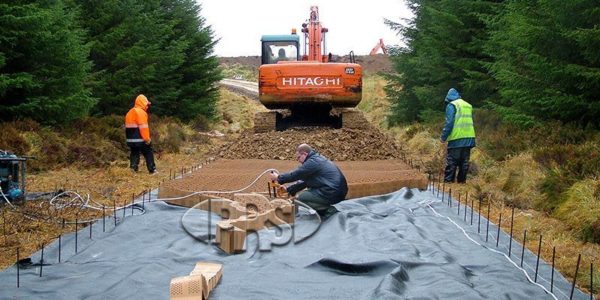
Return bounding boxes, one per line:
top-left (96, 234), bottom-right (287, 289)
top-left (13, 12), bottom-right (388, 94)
top-left (0, 188), bottom-right (589, 299)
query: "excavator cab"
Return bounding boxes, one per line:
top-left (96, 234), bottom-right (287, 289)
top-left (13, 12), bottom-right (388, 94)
top-left (261, 35), bottom-right (299, 64)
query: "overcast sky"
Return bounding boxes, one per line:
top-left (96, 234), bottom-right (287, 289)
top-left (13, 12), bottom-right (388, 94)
top-left (198, 0), bottom-right (413, 57)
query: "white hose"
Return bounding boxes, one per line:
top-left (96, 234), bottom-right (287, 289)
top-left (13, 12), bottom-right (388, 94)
top-left (0, 186), bottom-right (16, 208)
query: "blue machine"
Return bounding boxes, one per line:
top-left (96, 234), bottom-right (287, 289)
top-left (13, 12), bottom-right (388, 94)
top-left (0, 150), bottom-right (27, 203)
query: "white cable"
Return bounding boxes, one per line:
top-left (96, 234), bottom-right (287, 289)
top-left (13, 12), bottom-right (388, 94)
top-left (6, 168), bottom-right (288, 226)
top-left (483, 224), bottom-right (571, 299)
top-left (152, 168), bottom-right (280, 202)
top-left (0, 186), bottom-right (16, 208)
top-left (425, 202), bottom-right (560, 300)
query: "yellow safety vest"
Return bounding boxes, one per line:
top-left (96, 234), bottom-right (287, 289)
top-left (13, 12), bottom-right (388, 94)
top-left (447, 99), bottom-right (475, 141)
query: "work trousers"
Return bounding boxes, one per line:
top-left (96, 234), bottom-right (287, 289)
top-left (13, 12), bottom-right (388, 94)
top-left (444, 147), bottom-right (471, 183)
top-left (297, 189), bottom-right (330, 211)
top-left (129, 143), bottom-right (156, 173)
top-left (297, 189), bottom-right (339, 218)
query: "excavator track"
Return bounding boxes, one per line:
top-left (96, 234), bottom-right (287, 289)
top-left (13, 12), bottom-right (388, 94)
top-left (253, 111), bottom-right (277, 133)
top-left (254, 108), bottom-right (371, 133)
top-left (338, 108), bottom-right (371, 130)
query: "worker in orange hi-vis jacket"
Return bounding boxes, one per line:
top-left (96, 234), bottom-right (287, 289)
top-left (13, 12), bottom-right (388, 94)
top-left (125, 94), bottom-right (156, 174)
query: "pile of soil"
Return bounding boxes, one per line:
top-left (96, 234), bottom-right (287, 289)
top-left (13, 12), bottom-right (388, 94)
top-left (218, 127), bottom-right (403, 161)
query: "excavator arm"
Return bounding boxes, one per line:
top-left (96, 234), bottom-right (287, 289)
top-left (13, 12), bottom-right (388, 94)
top-left (370, 38), bottom-right (388, 55)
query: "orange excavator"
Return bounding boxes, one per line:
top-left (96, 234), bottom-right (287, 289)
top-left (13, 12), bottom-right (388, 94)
top-left (255, 6), bottom-right (369, 132)
top-left (370, 38), bottom-right (388, 55)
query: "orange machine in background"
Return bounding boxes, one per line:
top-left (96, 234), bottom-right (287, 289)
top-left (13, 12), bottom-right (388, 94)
top-left (256, 6), bottom-right (368, 132)
top-left (370, 38), bottom-right (388, 55)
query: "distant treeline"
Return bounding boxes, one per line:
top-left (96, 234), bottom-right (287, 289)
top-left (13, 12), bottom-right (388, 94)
top-left (0, 0), bottom-right (221, 125)
top-left (386, 0), bottom-right (599, 128)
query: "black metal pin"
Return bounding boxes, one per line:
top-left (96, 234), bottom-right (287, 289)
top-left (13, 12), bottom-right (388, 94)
top-left (58, 234), bottom-right (62, 263)
top-left (478, 199), bottom-right (482, 233)
top-left (39, 243), bottom-right (44, 277)
top-left (16, 247), bottom-right (20, 288)
top-left (457, 193), bottom-right (461, 215)
top-left (590, 262), bottom-right (594, 300)
top-left (464, 193), bottom-right (468, 222)
top-left (470, 197), bottom-right (474, 226)
top-left (509, 207), bottom-right (515, 257)
top-left (520, 230), bottom-right (527, 267)
top-left (496, 213), bottom-right (502, 247)
top-left (75, 219), bottom-right (78, 253)
top-left (486, 202), bottom-right (490, 242)
top-left (442, 182), bottom-right (446, 202)
top-left (89, 222), bottom-right (93, 239)
top-left (142, 190), bottom-right (146, 209)
top-left (62, 218), bottom-right (65, 229)
top-left (2, 209), bottom-right (6, 246)
top-left (442, 184), bottom-right (445, 202)
top-left (570, 253), bottom-right (581, 300)
top-left (448, 188), bottom-right (452, 207)
top-left (131, 197), bottom-right (134, 216)
top-left (102, 206), bottom-right (106, 232)
top-left (551, 246), bottom-right (556, 292)
top-left (535, 234), bottom-right (542, 282)
top-left (113, 200), bottom-right (117, 227)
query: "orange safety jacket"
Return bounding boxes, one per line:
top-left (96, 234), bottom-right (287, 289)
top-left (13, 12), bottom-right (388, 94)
top-left (125, 94), bottom-right (151, 144)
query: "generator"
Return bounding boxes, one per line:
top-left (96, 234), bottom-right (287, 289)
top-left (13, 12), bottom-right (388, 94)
top-left (0, 150), bottom-right (27, 203)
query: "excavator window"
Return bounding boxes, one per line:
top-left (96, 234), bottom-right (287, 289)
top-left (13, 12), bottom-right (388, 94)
top-left (262, 41), bottom-right (298, 64)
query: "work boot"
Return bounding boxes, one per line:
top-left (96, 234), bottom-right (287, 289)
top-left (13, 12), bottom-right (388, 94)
top-left (317, 206), bottom-right (339, 219)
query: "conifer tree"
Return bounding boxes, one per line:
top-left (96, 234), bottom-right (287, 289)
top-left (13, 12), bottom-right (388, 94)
top-left (0, 1), bottom-right (93, 124)
top-left (385, 0), bottom-right (498, 123)
top-left (76, 0), bottom-right (221, 121)
top-left (486, 0), bottom-right (600, 127)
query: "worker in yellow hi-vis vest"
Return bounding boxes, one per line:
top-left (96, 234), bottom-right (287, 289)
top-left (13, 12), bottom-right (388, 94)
top-left (440, 88), bottom-right (476, 183)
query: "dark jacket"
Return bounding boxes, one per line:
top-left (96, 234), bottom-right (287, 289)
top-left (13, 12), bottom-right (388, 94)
top-left (440, 88), bottom-right (476, 149)
top-left (278, 150), bottom-right (348, 204)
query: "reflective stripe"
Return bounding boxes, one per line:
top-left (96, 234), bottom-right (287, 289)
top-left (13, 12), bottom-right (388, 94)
top-left (126, 138), bottom-right (145, 142)
top-left (125, 123), bottom-right (139, 128)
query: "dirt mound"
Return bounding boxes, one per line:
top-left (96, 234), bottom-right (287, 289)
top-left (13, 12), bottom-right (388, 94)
top-left (218, 127), bottom-right (402, 161)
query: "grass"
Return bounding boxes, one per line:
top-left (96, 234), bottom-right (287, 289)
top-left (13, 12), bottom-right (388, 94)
top-left (220, 63), bottom-right (258, 82)
top-left (389, 109), bottom-right (600, 296)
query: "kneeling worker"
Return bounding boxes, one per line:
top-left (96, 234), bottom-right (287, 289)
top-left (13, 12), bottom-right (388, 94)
top-left (270, 144), bottom-right (348, 217)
